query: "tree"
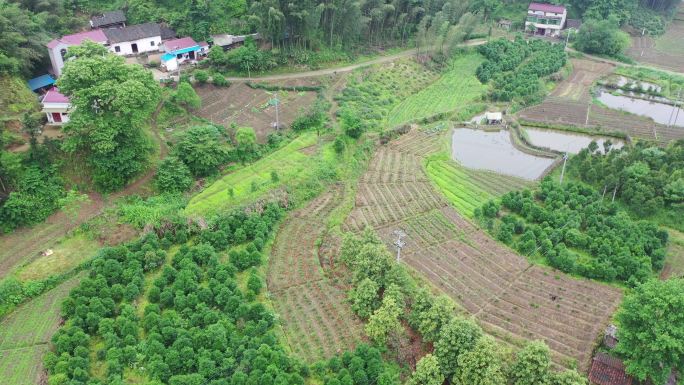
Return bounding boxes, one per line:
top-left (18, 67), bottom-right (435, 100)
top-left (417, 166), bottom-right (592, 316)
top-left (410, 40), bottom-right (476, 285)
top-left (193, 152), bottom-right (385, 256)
top-left (173, 125), bottom-right (231, 177)
top-left (193, 70), bottom-right (209, 84)
top-left (365, 296), bottom-right (402, 345)
top-left (415, 296), bottom-right (455, 342)
top-left (510, 341), bottom-right (551, 385)
top-left (408, 354), bottom-right (444, 385)
top-left (549, 370), bottom-right (587, 385)
top-left (350, 278), bottom-right (380, 319)
top-left (174, 81), bottom-right (201, 110)
top-left (434, 317), bottom-right (483, 377)
top-left (340, 109), bottom-right (365, 139)
top-left (616, 279), bottom-right (684, 384)
top-left (247, 270), bottom-right (262, 294)
top-left (234, 126), bottom-right (259, 163)
top-left (57, 41), bottom-right (161, 191)
top-left (155, 157), bottom-right (193, 193)
top-left (454, 336), bottom-right (506, 385)
top-left (0, 1), bottom-right (50, 76)
top-left (574, 17), bottom-right (631, 57)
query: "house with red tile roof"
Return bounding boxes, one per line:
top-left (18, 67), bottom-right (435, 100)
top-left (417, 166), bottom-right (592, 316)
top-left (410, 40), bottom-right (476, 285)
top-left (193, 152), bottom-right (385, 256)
top-left (588, 353), bottom-right (633, 385)
top-left (41, 87), bottom-right (71, 125)
top-left (525, 2), bottom-right (567, 37)
top-left (47, 30), bottom-right (108, 77)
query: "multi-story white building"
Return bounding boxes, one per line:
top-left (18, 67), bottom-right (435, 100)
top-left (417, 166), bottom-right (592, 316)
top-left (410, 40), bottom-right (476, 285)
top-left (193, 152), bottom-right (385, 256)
top-left (525, 2), bottom-right (567, 37)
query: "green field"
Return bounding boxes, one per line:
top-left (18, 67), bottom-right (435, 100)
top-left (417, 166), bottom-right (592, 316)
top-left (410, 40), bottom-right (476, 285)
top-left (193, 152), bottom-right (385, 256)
top-left (15, 234), bottom-right (99, 281)
top-left (185, 133), bottom-right (327, 216)
top-left (0, 273), bottom-right (84, 385)
top-left (424, 152), bottom-right (533, 217)
top-left (387, 53), bottom-right (488, 127)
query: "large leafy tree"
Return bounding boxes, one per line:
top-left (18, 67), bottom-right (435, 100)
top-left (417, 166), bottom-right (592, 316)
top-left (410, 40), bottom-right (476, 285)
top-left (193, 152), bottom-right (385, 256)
top-left (434, 317), bottom-right (483, 377)
top-left (454, 336), bottom-right (506, 385)
top-left (408, 354), bottom-right (444, 385)
top-left (0, 1), bottom-right (49, 75)
top-left (574, 17), bottom-right (631, 57)
top-left (173, 125), bottom-right (231, 177)
top-left (58, 41), bottom-right (161, 192)
top-left (616, 279), bottom-right (684, 384)
top-left (510, 341), bottom-right (552, 385)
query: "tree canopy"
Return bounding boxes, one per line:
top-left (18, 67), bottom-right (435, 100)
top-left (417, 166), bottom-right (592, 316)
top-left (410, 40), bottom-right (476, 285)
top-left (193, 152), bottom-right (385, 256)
top-left (616, 279), bottom-right (684, 384)
top-left (58, 41), bottom-right (161, 192)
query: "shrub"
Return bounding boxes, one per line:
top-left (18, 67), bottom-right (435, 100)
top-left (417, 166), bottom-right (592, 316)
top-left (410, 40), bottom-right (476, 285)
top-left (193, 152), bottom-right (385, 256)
top-left (193, 70), bottom-right (209, 84)
top-left (154, 157), bottom-right (193, 193)
top-left (212, 73), bottom-right (229, 87)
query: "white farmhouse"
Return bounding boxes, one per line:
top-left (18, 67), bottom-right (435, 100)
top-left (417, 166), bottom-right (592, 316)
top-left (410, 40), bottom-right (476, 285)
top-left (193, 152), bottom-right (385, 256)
top-left (41, 88), bottom-right (71, 125)
top-left (46, 23), bottom-right (176, 76)
top-left (525, 2), bottom-right (567, 37)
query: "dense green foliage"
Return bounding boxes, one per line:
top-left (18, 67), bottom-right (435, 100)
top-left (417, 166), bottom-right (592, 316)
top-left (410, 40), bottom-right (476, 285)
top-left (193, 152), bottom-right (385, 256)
top-left (574, 17), bottom-right (631, 57)
top-left (172, 125), bottom-right (233, 177)
top-left (0, 165), bottom-right (64, 232)
top-left (615, 279), bottom-right (684, 384)
top-left (58, 42), bottom-right (161, 192)
top-left (311, 344), bottom-right (399, 385)
top-left (154, 157), bottom-right (193, 194)
top-left (478, 179), bottom-right (668, 284)
top-left (174, 81), bottom-right (202, 110)
top-left (476, 38), bottom-right (567, 104)
top-left (340, 229), bottom-right (586, 384)
top-left (567, 140), bottom-right (684, 230)
top-left (45, 204), bottom-right (295, 385)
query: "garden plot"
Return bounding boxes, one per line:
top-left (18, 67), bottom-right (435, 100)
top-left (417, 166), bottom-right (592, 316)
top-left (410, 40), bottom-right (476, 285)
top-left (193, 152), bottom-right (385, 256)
top-left (627, 6), bottom-right (684, 72)
top-left (195, 83), bottom-right (318, 142)
top-left (268, 186), bottom-right (364, 362)
top-left (550, 59), bottom-right (614, 102)
top-left (0, 273), bottom-right (84, 385)
top-left (345, 129), bottom-right (622, 371)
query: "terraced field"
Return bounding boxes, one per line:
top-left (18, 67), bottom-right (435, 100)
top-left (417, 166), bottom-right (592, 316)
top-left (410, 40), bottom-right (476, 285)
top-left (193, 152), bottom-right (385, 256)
top-left (0, 273), bottom-right (85, 385)
top-left (345, 129), bottom-right (622, 371)
top-left (268, 186), bottom-right (364, 362)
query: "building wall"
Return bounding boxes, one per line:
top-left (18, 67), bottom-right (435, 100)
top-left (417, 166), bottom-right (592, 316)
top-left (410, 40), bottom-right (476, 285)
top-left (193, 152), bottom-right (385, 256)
top-left (48, 43), bottom-right (69, 77)
top-left (110, 36), bottom-right (161, 56)
top-left (525, 9), bottom-right (567, 36)
top-left (43, 103), bottom-right (71, 124)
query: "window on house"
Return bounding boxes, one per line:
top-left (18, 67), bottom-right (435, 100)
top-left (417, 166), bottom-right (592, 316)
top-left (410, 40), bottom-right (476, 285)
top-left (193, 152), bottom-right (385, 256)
top-left (114, 46), bottom-right (121, 53)
top-left (151, 41), bottom-right (156, 46)
top-left (60, 48), bottom-right (67, 60)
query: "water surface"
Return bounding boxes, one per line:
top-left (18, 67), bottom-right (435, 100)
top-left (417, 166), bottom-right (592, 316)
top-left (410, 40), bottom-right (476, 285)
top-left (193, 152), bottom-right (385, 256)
top-left (524, 128), bottom-right (624, 154)
top-left (597, 90), bottom-right (684, 127)
top-left (451, 128), bottom-right (555, 180)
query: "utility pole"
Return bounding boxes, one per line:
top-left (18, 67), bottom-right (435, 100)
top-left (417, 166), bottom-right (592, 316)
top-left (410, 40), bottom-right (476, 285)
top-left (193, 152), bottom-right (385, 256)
top-left (559, 153), bottom-right (568, 184)
top-left (274, 92), bottom-right (280, 130)
top-left (669, 87), bottom-right (682, 128)
top-left (392, 229), bottom-right (407, 262)
top-left (640, 28), bottom-right (646, 57)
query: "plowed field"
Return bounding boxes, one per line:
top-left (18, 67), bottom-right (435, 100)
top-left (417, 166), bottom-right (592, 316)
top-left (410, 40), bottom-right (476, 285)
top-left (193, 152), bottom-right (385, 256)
top-left (268, 186), bottom-right (364, 362)
top-left (344, 129), bottom-right (622, 371)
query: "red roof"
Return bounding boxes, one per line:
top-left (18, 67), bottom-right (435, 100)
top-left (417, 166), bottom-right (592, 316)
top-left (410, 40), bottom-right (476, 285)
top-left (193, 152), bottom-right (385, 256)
top-left (47, 29), bottom-right (108, 49)
top-left (528, 2), bottom-right (566, 14)
top-left (588, 353), bottom-right (633, 385)
top-left (42, 87), bottom-right (70, 104)
top-left (163, 37), bottom-right (199, 51)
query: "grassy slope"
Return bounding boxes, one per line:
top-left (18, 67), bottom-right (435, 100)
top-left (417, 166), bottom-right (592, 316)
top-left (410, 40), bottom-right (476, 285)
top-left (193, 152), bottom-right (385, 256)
top-left (14, 234), bottom-right (99, 281)
top-left (185, 133), bottom-right (322, 216)
top-left (387, 53), bottom-right (488, 127)
top-left (0, 76), bottom-right (38, 124)
top-left (0, 274), bottom-right (84, 385)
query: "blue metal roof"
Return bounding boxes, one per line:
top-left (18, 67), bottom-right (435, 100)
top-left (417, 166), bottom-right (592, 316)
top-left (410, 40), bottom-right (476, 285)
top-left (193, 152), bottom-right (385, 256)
top-left (161, 53), bottom-right (176, 62)
top-left (27, 74), bottom-right (55, 91)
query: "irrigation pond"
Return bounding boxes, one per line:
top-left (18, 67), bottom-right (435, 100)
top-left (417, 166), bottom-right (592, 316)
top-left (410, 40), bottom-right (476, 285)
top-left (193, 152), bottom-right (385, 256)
top-left (524, 127), bottom-right (625, 154)
top-left (451, 128), bottom-right (555, 180)
top-left (596, 89), bottom-right (684, 127)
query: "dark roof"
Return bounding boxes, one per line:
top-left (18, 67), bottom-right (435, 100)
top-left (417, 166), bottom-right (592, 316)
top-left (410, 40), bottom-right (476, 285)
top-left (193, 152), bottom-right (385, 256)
top-left (160, 25), bottom-right (176, 40)
top-left (27, 74), bottom-right (55, 91)
top-left (589, 353), bottom-right (633, 385)
top-left (566, 19), bottom-right (582, 29)
top-left (529, 2), bottom-right (566, 14)
top-left (90, 10), bottom-right (126, 28)
top-left (103, 23), bottom-right (161, 43)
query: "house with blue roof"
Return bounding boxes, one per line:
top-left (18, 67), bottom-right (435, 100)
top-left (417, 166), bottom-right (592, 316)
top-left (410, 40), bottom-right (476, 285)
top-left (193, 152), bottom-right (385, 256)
top-left (27, 74), bottom-right (56, 93)
top-left (160, 37), bottom-right (208, 72)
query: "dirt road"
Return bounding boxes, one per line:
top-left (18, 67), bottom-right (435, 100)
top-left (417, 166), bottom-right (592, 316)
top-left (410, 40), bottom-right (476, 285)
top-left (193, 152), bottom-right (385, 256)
top-left (226, 40), bottom-right (487, 82)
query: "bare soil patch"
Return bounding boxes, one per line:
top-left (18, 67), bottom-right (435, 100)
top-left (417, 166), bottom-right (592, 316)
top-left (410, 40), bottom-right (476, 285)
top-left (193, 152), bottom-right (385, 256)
top-left (194, 83), bottom-right (318, 143)
top-left (344, 129), bottom-right (623, 371)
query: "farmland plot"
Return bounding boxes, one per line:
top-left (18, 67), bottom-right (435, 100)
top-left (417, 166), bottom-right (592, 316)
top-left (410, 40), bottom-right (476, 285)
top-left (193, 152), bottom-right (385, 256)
top-left (627, 5), bottom-right (684, 72)
top-left (195, 83), bottom-right (318, 142)
top-left (0, 273), bottom-right (84, 385)
top-left (269, 186), bottom-right (364, 362)
top-left (345, 129), bottom-right (622, 371)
